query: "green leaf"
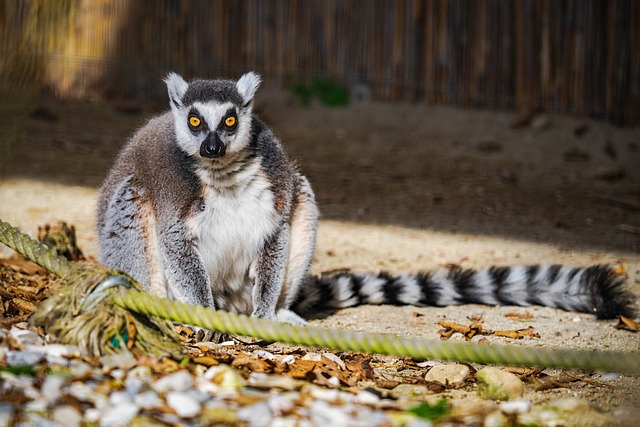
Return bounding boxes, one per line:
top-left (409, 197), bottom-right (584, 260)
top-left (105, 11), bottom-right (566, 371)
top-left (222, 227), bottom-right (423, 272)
top-left (407, 399), bottom-right (450, 420)
top-left (0, 365), bottom-right (38, 376)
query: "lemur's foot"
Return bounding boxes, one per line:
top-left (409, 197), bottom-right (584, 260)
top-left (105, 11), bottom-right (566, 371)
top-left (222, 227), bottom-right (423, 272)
top-left (276, 309), bottom-right (308, 326)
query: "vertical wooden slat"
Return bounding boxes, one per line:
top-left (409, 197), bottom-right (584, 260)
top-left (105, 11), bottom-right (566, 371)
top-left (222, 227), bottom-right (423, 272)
top-left (0, 0), bottom-right (636, 124)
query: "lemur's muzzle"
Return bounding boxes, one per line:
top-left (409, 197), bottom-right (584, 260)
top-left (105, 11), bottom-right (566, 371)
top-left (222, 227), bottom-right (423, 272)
top-left (200, 132), bottom-right (226, 158)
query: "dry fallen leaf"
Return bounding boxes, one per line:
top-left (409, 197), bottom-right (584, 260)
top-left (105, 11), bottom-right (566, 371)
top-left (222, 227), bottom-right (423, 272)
top-left (231, 352), bottom-right (275, 374)
top-left (9, 297), bottom-right (37, 314)
top-left (615, 315), bottom-right (640, 332)
top-left (438, 320), bottom-right (492, 340)
top-left (531, 372), bottom-right (579, 391)
top-left (610, 264), bottom-right (626, 276)
top-left (493, 327), bottom-right (540, 339)
top-left (1, 255), bottom-right (47, 276)
top-left (504, 312), bottom-right (534, 320)
top-left (438, 320), bottom-right (539, 341)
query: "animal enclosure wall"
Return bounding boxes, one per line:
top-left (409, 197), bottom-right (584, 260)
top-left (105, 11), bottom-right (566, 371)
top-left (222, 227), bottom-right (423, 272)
top-left (1, 0), bottom-right (638, 125)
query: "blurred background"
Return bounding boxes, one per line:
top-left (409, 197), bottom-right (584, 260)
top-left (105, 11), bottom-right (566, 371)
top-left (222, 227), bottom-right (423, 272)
top-left (0, 0), bottom-right (639, 259)
top-left (1, 0), bottom-right (638, 122)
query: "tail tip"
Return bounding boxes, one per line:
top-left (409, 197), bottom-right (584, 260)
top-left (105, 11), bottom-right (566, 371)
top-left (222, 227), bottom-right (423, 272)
top-left (591, 265), bottom-right (637, 319)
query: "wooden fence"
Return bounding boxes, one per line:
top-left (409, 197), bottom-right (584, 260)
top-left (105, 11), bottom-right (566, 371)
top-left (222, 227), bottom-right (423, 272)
top-left (1, 0), bottom-right (638, 125)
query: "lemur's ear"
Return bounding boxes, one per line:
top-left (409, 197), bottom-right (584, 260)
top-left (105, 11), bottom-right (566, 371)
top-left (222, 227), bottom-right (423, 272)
top-left (236, 72), bottom-right (261, 106)
top-left (165, 72), bottom-right (189, 109)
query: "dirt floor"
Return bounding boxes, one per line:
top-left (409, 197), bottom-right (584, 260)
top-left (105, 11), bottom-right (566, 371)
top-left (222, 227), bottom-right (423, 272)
top-left (1, 86), bottom-right (639, 414)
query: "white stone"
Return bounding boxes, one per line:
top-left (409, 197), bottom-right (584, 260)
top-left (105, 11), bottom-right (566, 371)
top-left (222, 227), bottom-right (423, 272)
top-left (99, 402), bottom-right (139, 427)
top-left (424, 364), bottom-right (470, 386)
top-left (202, 365), bottom-right (245, 390)
top-left (27, 343), bottom-right (79, 358)
top-left (99, 352), bottom-right (137, 371)
top-left (124, 376), bottom-right (145, 395)
top-left (253, 350), bottom-right (276, 361)
top-left (237, 401), bottom-right (273, 427)
top-left (266, 395), bottom-right (295, 415)
top-left (248, 373), bottom-right (297, 391)
top-left (166, 391), bottom-right (202, 418)
top-left (6, 350), bottom-right (44, 366)
top-left (280, 355), bottom-right (296, 365)
top-left (499, 399), bottom-right (532, 415)
top-left (0, 403), bottom-right (16, 427)
top-left (10, 327), bottom-right (44, 346)
top-left (53, 405), bottom-right (82, 427)
top-left (109, 369), bottom-right (125, 380)
top-left (476, 367), bottom-right (524, 401)
top-left (40, 375), bottom-right (66, 404)
top-left (152, 370), bottom-right (194, 393)
top-left (134, 390), bottom-right (161, 410)
top-left (109, 391), bottom-right (131, 405)
top-left (69, 359), bottom-right (95, 379)
top-left (83, 408), bottom-right (100, 423)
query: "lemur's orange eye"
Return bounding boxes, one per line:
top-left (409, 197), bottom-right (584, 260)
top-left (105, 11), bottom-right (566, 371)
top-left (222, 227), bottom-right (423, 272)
top-left (224, 116), bottom-right (236, 127)
top-left (189, 116), bottom-right (201, 128)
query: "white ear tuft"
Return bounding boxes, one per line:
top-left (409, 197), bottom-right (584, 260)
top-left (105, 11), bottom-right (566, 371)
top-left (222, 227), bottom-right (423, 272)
top-left (165, 72), bottom-right (189, 109)
top-left (236, 72), bottom-right (261, 105)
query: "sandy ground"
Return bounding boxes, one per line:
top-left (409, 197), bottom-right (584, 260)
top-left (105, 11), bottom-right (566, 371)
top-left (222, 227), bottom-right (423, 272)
top-left (1, 87), bottom-right (639, 411)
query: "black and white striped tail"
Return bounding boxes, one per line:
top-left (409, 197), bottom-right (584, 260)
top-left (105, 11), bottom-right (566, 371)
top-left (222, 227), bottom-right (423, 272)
top-left (293, 265), bottom-right (636, 319)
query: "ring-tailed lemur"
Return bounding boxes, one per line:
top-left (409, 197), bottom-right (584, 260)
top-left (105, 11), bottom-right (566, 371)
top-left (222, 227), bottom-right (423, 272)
top-left (97, 72), bottom-right (636, 334)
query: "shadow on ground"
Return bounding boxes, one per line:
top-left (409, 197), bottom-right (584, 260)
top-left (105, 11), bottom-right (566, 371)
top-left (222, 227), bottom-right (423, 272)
top-left (1, 88), bottom-right (639, 255)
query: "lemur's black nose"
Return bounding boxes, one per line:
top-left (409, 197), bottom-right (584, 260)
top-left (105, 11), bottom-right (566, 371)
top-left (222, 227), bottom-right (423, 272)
top-left (200, 132), bottom-right (225, 158)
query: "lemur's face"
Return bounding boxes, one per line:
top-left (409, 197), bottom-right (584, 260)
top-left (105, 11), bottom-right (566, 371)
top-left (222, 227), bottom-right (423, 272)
top-left (165, 72), bottom-right (261, 160)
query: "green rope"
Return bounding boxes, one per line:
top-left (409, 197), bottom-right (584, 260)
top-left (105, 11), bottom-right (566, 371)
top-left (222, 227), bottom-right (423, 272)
top-left (2, 218), bottom-right (640, 373)
top-left (0, 219), bottom-right (72, 277)
top-left (114, 289), bottom-right (640, 374)
top-left (1, 219), bottom-right (181, 356)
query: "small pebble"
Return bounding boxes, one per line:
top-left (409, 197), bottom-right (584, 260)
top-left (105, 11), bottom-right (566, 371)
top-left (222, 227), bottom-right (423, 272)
top-left (425, 363), bottom-right (470, 386)
top-left (266, 395), bottom-right (295, 415)
top-left (99, 402), bottom-right (139, 427)
top-left (134, 390), bottom-right (161, 410)
top-left (124, 375), bottom-right (145, 395)
top-left (109, 369), bottom-right (125, 380)
top-left (10, 327), bottom-right (44, 346)
top-left (28, 343), bottom-right (79, 358)
top-left (127, 365), bottom-right (152, 380)
top-left (153, 370), bottom-right (194, 393)
top-left (40, 375), bottom-right (66, 404)
top-left (500, 399), bottom-right (532, 415)
top-left (327, 376), bottom-right (341, 387)
top-left (600, 372), bottom-right (620, 381)
top-left (356, 389), bottom-right (381, 405)
top-left (7, 350), bottom-right (45, 367)
top-left (100, 352), bottom-right (137, 371)
top-left (253, 350), bottom-right (276, 361)
top-left (237, 401), bottom-right (273, 427)
top-left (53, 405), bottom-right (82, 427)
top-left (281, 355), bottom-right (296, 365)
top-left (202, 365), bottom-right (246, 390)
top-left (0, 403), bottom-right (16, 426)
top-left (167, 391), bottom-right (202, 418)
top-left (309, 400), bottom-right (352, 426)
top-left (476, 367), bottom-right (524, 401)
top-left (109, 391), bottom-right (131, 405)
top-left (301, 352), bottom-right (322, 362)
top-left (69, 359), bottom-right (95, 378)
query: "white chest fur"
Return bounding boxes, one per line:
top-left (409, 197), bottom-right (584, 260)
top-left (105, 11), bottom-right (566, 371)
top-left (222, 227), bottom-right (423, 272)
top-left (187, 163), bottom-right (279, 313)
